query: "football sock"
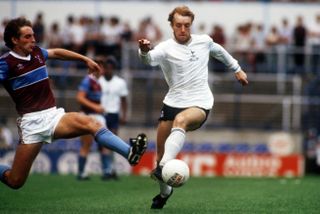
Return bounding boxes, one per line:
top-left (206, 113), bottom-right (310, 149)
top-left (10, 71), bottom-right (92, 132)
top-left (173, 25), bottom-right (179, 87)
top-left (159, 127), bottom-right (186, 167)
top-left (95, 128), bottom-right (130, 158)
top-left (78, 156), bottom-right (87, 176)
top-left (159, 181), bottom-right (173, 197)
top-left (101, 153), bottom-right (113, 175)
top-left (0, 165), bottom-right (10, 183)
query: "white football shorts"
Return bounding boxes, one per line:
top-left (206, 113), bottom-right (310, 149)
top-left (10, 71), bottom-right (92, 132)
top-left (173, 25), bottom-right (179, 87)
top-left (17, 107), bottom-right (65, 144)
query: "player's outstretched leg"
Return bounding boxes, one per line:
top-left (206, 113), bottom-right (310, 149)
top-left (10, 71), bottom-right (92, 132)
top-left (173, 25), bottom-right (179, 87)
top-left (150, 164), bottom-right (173, 209)
top-left (128, 133), bottom-right (148, 165)
top-left (151, 187), bottom-right (173, 209)
top-left (94, 128), bottom-right (148, 165)
top-left (150, 165), bottom-right (163, 182)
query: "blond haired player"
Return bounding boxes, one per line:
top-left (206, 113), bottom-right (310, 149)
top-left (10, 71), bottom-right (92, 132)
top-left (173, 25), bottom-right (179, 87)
top-left (138, 6), bottom-right (248, 209)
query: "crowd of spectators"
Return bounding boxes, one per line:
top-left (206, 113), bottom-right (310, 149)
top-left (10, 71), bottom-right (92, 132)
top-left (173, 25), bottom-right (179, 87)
top-left (0, 13), bottom-right (163, 69)
top-left (208, 15), bottom-right (320, 75)
top-left (0, 12), bottom-right (319, 75)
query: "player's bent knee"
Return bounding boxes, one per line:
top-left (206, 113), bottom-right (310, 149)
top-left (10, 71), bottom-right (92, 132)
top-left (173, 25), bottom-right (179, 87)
top-left (9, 183), bottom-right (24, 190)
top-left (7, 178), bottom-right (26, 190)
top-left (86, 117), bottom-right (104, 134)
top-left (173, 115), bottom-right (187, 128)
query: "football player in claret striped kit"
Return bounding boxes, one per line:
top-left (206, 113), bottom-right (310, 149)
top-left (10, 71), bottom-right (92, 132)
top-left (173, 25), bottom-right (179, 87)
top-left (0, 17), bottom-right (147, 189)
top-left (139, 5), bottom-right (248, 209)
top-left (76, 56), bottom-right (128, 181)
top-left (76, 57), bottom-right (107, 181)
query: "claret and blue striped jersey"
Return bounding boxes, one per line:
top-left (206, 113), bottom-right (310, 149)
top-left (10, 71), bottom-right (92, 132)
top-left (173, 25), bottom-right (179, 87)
top-left (0, 46), bottom-right (55, 115)
top-left (78, 75), bottom-right (102, 114)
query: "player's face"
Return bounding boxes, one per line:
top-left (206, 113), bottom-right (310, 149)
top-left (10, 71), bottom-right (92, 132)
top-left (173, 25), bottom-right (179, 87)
top-left (103, 64), bottom-right (114, 80)
top-left (12, 26), bottom-right (36, 56)
top-left (171, 14), bottom-right (192, 44)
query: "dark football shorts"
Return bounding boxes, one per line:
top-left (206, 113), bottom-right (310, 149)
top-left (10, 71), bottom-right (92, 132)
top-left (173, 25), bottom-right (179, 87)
top-left (104, 113), bottom-right (119, 130)
top-left (158, 104), bottom-right (210, 130)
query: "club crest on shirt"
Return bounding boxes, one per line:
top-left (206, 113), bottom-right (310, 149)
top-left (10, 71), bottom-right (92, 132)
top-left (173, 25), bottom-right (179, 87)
top-left (16, 63), bottom-right (24, 70)
top-left (189, 50), bottom-right (199, 62)
top-left (34, 55), bottom-right (43, 64)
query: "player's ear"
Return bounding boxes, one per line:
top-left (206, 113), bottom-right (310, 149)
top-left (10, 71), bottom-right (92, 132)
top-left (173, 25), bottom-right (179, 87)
top-left (11, 37), bottom-right (19, 46)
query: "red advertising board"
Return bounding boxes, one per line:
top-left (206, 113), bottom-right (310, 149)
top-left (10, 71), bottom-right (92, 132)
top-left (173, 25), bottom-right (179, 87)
top-left (132, 152), bottom-right (304, 177)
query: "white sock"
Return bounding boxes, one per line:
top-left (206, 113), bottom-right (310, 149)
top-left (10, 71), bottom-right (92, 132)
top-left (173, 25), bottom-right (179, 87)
top-left (159, 127), bottom-right (186, 167)
top-left (159, 181), bottom-right (173, 197)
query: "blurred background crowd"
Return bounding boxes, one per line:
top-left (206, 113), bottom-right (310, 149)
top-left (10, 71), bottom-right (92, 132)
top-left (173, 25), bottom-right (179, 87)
top-left (1, 8), bottom-right (319, 75)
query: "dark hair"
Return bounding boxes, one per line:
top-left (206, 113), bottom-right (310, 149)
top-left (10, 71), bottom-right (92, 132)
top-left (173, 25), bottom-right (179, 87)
top-left (95, 55), bottom-right (118, 69)
top-left (4, 17), bottom-right (32, 49)
top-left (168, 6), bottom-right (194, 25)
top-left (105, 56), bottom-right (118, 68)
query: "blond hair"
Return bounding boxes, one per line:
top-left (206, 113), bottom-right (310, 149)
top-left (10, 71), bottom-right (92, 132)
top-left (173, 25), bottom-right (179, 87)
top-left (168, 6), bottom-right (195, 25)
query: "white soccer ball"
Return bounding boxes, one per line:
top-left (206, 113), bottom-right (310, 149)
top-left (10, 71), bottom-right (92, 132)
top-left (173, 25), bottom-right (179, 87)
top-left (162, 159), bottom-right (190, 187)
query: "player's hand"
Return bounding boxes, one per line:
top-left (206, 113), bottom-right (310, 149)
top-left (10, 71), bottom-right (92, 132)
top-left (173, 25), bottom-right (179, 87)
top-left (86, 58), bottom-right (102, 77)
top-left (138, 39), bottom-right (151, 53)
top-left (235, 70), bottom-right (249, 86)
top-left (94, 105), bottom-right (105, 114)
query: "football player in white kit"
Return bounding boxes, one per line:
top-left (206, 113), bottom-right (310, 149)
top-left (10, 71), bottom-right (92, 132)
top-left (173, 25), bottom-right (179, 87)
top-left (99, 56), bottom-right (129, 180)
top-left (138, 6), bottom-right (248, 209)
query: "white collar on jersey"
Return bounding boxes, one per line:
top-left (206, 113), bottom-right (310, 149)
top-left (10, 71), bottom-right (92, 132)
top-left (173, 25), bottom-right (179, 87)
top-left (173, 35), bottom-right (193, 46)
top-left (9, 51), bottom-right (31, 61)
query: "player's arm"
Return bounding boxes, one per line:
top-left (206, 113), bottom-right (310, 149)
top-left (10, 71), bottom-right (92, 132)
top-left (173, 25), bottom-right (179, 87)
top-left (138, 38), bottom-right (164, 66)
top-left (138, 38), bottom-right (152, 64)
top-left (209, 41), bottom-right (248, 86)
top-left (76, 91), bottom-right (104, 114)
top-left (0, 59), bottom-right (9, 82)
top-left (120, 96), bottom-right (128, 124)
top-left (46, 48), bottom-right (101, 76)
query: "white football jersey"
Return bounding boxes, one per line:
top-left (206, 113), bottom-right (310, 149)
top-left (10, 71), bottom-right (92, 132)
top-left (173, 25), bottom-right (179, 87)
top-left (99, 75), bottom-right (128, 113)
top-left (139, 34), bottom-right (241, 110)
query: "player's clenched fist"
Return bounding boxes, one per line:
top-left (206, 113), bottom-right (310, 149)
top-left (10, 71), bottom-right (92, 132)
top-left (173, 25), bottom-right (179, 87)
top-left (138, 39), bottom-right (151, 53)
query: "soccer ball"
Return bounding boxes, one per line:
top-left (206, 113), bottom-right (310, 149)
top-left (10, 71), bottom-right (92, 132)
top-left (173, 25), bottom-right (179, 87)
top-left (162, 159), bottom-right (190, 187)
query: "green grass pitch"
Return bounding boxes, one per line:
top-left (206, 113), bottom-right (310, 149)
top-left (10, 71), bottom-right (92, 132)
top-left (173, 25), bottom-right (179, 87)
top-left (0, 174), bottom-right (319, 214)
